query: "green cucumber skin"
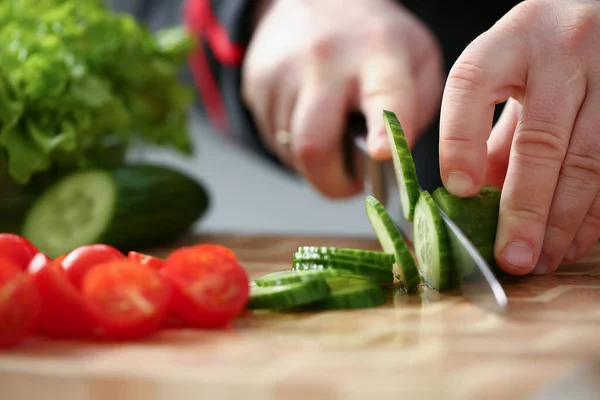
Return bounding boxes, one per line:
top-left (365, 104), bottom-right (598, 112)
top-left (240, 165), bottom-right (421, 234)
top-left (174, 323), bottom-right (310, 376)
top-left (382, 109), bottom-right (420, 221)
top-left (305, 277), bottom-right (386, 310)
top-left (364, 195), bottom-right (420, 292)
top-left (23, 164), bottom-right (210, 256)
top-left (98, 164), bottom-right (210, 251)
top-left (292, 261), bottom-right (393, 285)
top-left (292, 252), bottom-right (393, 271)
top-left (247, 279), bottom-right (331, 309)
top-left (414, 190), bottom-right (455, 291)
top-left (253, 269), bottom-right (344, 287)
top-left (296, 247), bottom-right (395, 264)
top-left (432, 185), bottom-right (500, 268)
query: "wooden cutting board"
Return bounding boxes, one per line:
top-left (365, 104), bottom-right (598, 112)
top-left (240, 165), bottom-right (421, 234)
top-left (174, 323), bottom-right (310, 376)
top-left (2, 233), bottom-right (600, 400)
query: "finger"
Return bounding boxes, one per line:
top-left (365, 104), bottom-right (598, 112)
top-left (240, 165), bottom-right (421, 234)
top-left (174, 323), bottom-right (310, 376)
top-left (485, 98), bottom-right (522, 189)
top-left (272, 73), bottom-right (299, 169)
top-left (290, 80), bottom-right (361, 198)
top-left (241, 67), bottom-right (277, 156)
top-left (360, 50), bottom-right (442, 160)
top-left (532, 88), bottom-right (600, 274)
top-left (494, 58), bottom-right (586, 275)
top-left (439, 30), bottom-right (528, 198)
top-left (564, 191), bottom-right (600, 263)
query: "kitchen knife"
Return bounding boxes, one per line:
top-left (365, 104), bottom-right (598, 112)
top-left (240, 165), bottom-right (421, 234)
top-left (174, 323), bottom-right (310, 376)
top-left (343, 113), bottom-right (508, 313)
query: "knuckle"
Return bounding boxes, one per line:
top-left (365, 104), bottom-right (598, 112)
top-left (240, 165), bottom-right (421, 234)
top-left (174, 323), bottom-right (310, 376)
top-left (561, 150), bottom-right (600, 190)
top-left (446, 60), bottom-right (486, 93)
top-left (506, 197), bottom-right (549, 227)
top-left (305, 34), bottom-right (336, 63)
top-left (513, 118), bottom-right (569, 164)
top-left (363, 21), bottom-right (397, 47)
top-left (557, 4), bottom-right (599, 53)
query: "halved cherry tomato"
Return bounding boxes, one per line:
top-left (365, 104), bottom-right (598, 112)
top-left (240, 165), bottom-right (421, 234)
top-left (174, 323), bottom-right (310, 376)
top-left (128, 251), bottom-right (165, 270)
top-left (0, 257), bottom-right (40, 347)
top-left (61, 244), bottom-right (124, 289)
top-left (192, 244), bottom-right (238, 263)
top-left (82, 260), bottom-right (171, 340)
top-left (27, 253), bottom-right (51, 273)
top-left (29, 256), bottom-right (95, 338)
top-left (161, 247), bottom-right (249, 329)
top-left (0, 233), bottom-right (39, 270)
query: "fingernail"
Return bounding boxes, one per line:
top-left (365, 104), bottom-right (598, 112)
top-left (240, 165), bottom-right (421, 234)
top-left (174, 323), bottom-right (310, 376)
top-left (531, 254), bottom-right (549, 275)
top-left (502, 240), bottom-right (535, 270)
top-left (445, 171), bottom-right (474, 197)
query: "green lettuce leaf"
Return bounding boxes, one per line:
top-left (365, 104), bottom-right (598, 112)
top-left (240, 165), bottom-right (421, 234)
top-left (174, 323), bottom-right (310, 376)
top-left (0, 0), bottom-right (196, 184)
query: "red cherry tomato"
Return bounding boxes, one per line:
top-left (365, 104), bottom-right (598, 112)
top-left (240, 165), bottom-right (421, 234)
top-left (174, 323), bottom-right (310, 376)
top-left (161, 247), bottom-right (249, 329)
top-left (192, 244), bottom-right (238, 263)
top-left (27, 253), bottom-right (51, 273)
top-left (82, 260), bottom-right (171, 340)
top-left (61, 244), bottom-right (124, 289)
top-left (29, 256), bottom-right (95, 338)
top-left (0, 233), bottom-right (39, 270)
top-left (0, 257), bottom-right (40, 347)
top-left (128, 251), bottom-right (165, 270)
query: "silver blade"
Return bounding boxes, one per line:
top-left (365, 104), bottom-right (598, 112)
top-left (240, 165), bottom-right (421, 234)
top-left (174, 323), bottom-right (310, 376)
top-left (352, 134), bottom-right (508, 314)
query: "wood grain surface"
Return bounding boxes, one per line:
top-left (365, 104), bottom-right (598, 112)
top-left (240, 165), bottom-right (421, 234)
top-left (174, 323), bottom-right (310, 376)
top-left (1, 234), bottom-right (600, 400)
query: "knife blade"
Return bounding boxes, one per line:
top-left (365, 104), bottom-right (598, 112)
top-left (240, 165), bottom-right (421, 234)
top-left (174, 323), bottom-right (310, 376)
top-left (344, 113), bottom-right (508, 313)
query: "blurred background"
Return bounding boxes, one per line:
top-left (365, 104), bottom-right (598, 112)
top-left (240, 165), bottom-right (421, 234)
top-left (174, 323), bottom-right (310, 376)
top-left (108, 0), bottom-right (377, 238)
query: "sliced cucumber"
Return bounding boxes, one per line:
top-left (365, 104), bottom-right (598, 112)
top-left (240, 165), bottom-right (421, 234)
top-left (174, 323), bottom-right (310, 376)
top-left (293, 259), bottom-right (393, 284)
top-left (22, 164), bottom-right (210, 257)
top-left (432, 185), bottom-right (500, 267)
top-left (247, 278), bottom-right (331, 309)
top-left (253, 269), bottom-right (349, 287)
top-left (413, 190), bottom-right (454, 291)
top-left (304, 276), bottom-right (386, 310)
top-left (296, 247), bottom-right (395, 264)
top-left (292, 252), bottom-right (392, 271)
top-left (383, 109), bottom-right (420, 221)
top-left (364, 195), bottom-right (420, 291)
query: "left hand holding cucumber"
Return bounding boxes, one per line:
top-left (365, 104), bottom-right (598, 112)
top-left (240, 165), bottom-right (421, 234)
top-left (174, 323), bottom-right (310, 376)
top-left (438, 0), bottom-right (600, 276)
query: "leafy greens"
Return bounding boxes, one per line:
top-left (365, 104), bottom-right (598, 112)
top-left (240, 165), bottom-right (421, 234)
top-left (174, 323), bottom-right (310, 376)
top-left (0, 0), bottom-right (195, 184)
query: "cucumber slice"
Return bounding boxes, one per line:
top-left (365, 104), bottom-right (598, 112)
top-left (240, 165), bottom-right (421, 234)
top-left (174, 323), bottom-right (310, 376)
top-left (293, 260), bottom-right (393, 284)
top-left (364, 195), bottom-right (420, 291)
top-left (247, 278), bottom-right (331, 309)
top-left (292, 252), bottom-right (393, 271)
top-left (432, 185), bottom-right (500, 267)
top-left (253, 269), bottom-right (349, 287)
top-left (383, 109), bottom-right (420, 221)
top-left (413, 190), bottom-right (454, 291)
top-left (305, 276), bottom-right (386, 310)
top-left (22, 165), bottom-right (209, 257)
top-left (296, 247), bottom-right (395, 264)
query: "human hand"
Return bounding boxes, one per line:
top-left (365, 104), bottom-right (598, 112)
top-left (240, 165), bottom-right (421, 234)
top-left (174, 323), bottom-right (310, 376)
top-left (439, 0), bottom-right (600, 275)
top-left (242, 0), bottom-right (444, 197)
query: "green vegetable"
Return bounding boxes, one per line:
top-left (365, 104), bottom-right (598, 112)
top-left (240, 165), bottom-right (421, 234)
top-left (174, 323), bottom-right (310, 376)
top-left (247, 279), bottom-right (332, 309)
top-left (252, 269), bottom-right (352, 287)
top-left (413, 190), bottom-right (454, 291)
top-left (383, 109), bottom-right (420, 221)
top-left (304, 276), bottom-right (386, 310)
top-left (0, 0), bottom-right (195, 185)
top-left (296, 247), bottom-right (395, 265)
top-left (365, 195), bottom-right (420, 291)
top-left (432, 185), bottom-right (501, 268)
top-left (292, 259), bottom-right (393, 285)
top-left (22, 164), bottom-right (210, 257)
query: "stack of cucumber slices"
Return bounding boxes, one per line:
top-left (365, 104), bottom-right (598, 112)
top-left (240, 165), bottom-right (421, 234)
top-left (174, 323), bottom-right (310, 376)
top-left (248, 110), bottom-right (501, 312)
